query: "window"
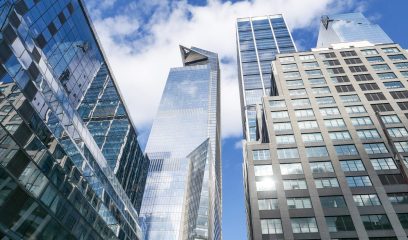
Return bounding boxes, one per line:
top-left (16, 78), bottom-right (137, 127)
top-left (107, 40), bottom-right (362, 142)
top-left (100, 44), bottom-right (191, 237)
top-left (331, 75), bottom-right (350, 83)
top-left (273, 122), bottom-right (292, 131)
top-left (295, 109), bottom-right (314, 118)
top-left (292, 99), bottom-right (310, 107)
top-left (340, 160), bottom-right (365, 172)
top-left (361, 215), bottom-right (392, 230)
top-left (277, 148), bottom-right (299, 159)
top-left (351, 117), bottom-right (373, 126)
top-left (327, 67), bottom-right (345, 75)
top-left (354, 74), bottom-right (374, 81)
top-left (305, 70), bottom-right (323, 77)
top-left (388, 54), bottom-right (407, 61)
top-left (280, 163), bottom-right (303, 175)
top-left (320, 52), bottom-right (336, 59)
top-left (326, 216), bottom-right (355, 232)
top-left (325, 119), bottom-right (346, 128)
top-left (271, 111), bottom-right (289, 119)
top-left (269, 100), bottom-right (286, 108)
top-left (346, 105), bottom-right (366, 114)
top-left (256, 179), bottom-right (276, 191)
top-left (364, 143), bottom-right (388, 154)
top-left (258, 199), bottom-right (278, 210)
top-left (353, 194), bottom-right (381, 206)
top-left (379, 174), bottom-right (406, 185)
top-left (306, 146), bottom-right (328, 158)
top-left (340, 94), bottom-right (361, 103)
top-left (289, 89), bottom-right (307, 96)
top-left (310, 161), bottom-right (334, 173)
top-left (336, 85), bottom-right (355, 93)
top-left (371, 158), bottom-right (397, 170)
top-left (365, 92), bottom-right (386, 101)
top-left (320, 107), bottom-right (340, 116)
top-left (390, 90), bottom-right (408, 100)
top-left (341, 50), bottom-right (357, 57)
top-left (282, 63), bottom-right (298, 71)
top-left (291, 218), bottom-right (318, 233)
top-left (315, 178), bottom-right (339, 188)
top-left (381, 115), bottom-right (401, 124)
top-left (283, 179), bottom-right (307, 190)
top-left (335, 144), bottom-right (358, 156)
top-left (347, 176), bottom-right (372, 187)
top-left (330, 131), bottom-right (351, 141)
top-left (299, 55), bottom-right (315, 61)
top-left (298, 120), bottom-right (318, 130)
top-left (402, 71), bottom-right (408, 78)
top-left (377, 72), bottom-right (397, 80)
top-left (309, 78), bottom-right (326, 85)
top-left (280, 56), bottom-right (295, 63)
top-left (395, 62), bottom-right (408, 70)
top-left (320, 196), bottom-right (346, 208)
top-left (372, 65), bottom-right (392, 73)
top-left (386, 82), bottom-right (404, 90)
top-left (388, 127), bottom-right (408, 137)
top-left (345, 58), bottom-right (362, 64)
top-left (316, 97), bottom-right (336, 105)
top-left (284, 71), bottom-right (301, 79)
top-left (388, 193), bottom-right (408, 204)
top-left (254, 165), bottom-right (274, 176)
top-left (311, 87), bottom-right (330, 94)
top-left (398, 214), bottom-right (408, 229)
top-left (323, 59), bottom-right (340, 66)
top-left (382, 47), bottom-right (400, 53)
top-left (361, 49), bottom-right (378, 56)
top-left (372, 103), bottom-right (393, 112)
top-left (395, 141), bottom-right (408, 152)
top-left (349, 65), bottom-right (368, 73)
top-left (261, 219), bottom-right (283, 234)
top-left (366, 56), bottom-right (384, 63)
top-left (357, 129), bottom-right (380, 139)
top-left (302, 133), bottom-right (323, 143)
top-left (253, 150), bottom-right (270, 160)
top-left (360, 83), bottom-right (379, 91)
top-left (287, 197), bottom-right (312, 209)
top-left (286, 79), bottom-right (304, 87)
top-left (303, 61), bottom-right (319, 68)
top-left (276, 135), bottom-right (296, 144)
top-left (398, 102), bottom-right (408, 110)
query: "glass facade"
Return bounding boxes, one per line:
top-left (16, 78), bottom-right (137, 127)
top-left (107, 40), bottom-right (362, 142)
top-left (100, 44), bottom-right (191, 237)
top-left (0, 0), bottom-right (148, 239)
top-left (236, 15), bottom-right (297, 141)
top-left (140, 46), bottom-right (221, 240)
top-left (317, 13), bottom-right (393, 48)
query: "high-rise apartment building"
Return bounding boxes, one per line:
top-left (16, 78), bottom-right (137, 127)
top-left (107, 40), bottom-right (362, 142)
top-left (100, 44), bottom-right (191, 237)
top-left (0, 0), bottom-right (148, 239)
top-left (239, 13), bottom-right (408, 240)
top-left (236, 15), bottom-right (297, 142)
top-left (317, 12), bottom-right (393, 48)
top-left (140, 46), bottom-right (221, 240)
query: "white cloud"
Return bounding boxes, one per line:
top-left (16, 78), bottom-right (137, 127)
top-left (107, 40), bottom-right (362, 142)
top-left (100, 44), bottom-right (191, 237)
top-left (86, 0), bottom-right (361, 139)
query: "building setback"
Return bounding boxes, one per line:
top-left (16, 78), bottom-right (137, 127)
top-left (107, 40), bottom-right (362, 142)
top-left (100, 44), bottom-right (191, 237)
top-left (239, 13), bottom-right (408, 240)
top-left (0, 0), bottom-right (148, 239)
top-left (140, 46), bottom-right (221, 240)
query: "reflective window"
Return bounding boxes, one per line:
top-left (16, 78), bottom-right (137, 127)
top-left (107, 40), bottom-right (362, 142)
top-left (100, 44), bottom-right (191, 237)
top-left (361, 215), bottom-right (392, 230)
top-left (287, 197), bottom-right (312, 209)
top-left (364, 143), bottom-right (388, 154)
top-left (347, 176), bottom-right (372, 187)
top-left (381, 115), bottom-right (401, 124)
top-left (254, 165), bottom-right (273, 176)
top-left (291, 218), bottom-right (318, 233)
top-left (320, 196), bottom-right (346, 208)
top-left (282, 63), bottom-right (298, 71)
top-left (357, 129), bottom-right (380, 139)
top-left (377, 72), bottom-right (397, 80)
top-left (295, 109), bottom-right (314, 118)
top-left (286, 80), bottom-right (303, 87)
top-left (277, 148), bottom-right (299, 159)
top-left (388, 193), bottom-right (408, 205)
top-left (371, 158), bottom-right (397, 170)
top-left (271, 111), bottom-right (289, 119)
top-left (340, 160), bottom-right (365, 172)
top-left (388, 54), bottom-right (407, 61)
top-left (306, 146), bottom-right (328, 158)
top-left (395, 141), bottom-right (408, 152)
top-left (316, 97), bottom-right (335, 105)
top-left (324, 119), bottom-right (346, 128)
top-left (269, 100), bottom-right (286, 108)
top-left (387, 127), bottom-right (408, 137)
top-left (301, 133), bottom-right (323, 143)
top-left (382, 47), bottom-right (400, 53)
top-left (305, 70), bottom-right (323, 77)
top-left (329, 131), bottom-right (351, 141)
top-left (256, 179), bottom-right (276, 191)
top-left (310, 161), bottom-right (334, 173)
top-left (292, 99), bottom-right (310, 107)
top-left (283, 179), bottom-right (307, 190)
top-left (280, 163), bottom-right (303, 175)
top-left (253, 150), bottom-right (270, 160)
top-left (320, 107), bottom-right (340, 116)
top-left (276, 135), bottom-right (295, 144)
top-left (315, 178), bottom-right (339, 188)
top-left (298, 120), bottom-right (318, 129)
top-left (258, 199), bottom-right (279, 210)
top-left (284, 71), bottom-right (301, 79)
top-left (326, 216), bottom-right (355, 232)
top-left (299, 55), bottom-right (315, 61)
top-left (311, 87), bottom-right (330, 95)
top-left (351, 117), bottom-right (373, 126)
top-left (261, 219), bottom-right (283, 234)
top-left (361, 49), bottom-right (378, 55)
top-left (308, 78), bottom-right (326, 85)
top-left (366, 56), bottom-right (384, 63)
top-left (273, 122), bottom-right (292, 131)
top-left (289, 89), bottom-right (307, 97)
top-left (353, 194), bottom-right (381, 206)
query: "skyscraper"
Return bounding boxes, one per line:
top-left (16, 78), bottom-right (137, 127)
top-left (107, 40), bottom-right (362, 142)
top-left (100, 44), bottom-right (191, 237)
top-left (140, 46), bottom-right (221, 240)
top-left (239, 12), bottom-right (408, 240)
top-left (317, 12), bottom-right (393, 48)
top-left (236, 15), bottom-right (297, 142)
top-left (0, 0), bottom-right (148, 239)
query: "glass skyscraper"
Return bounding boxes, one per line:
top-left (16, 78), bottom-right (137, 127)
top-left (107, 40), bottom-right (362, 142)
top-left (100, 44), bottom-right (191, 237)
top-left (236, 15), bottom-right (297, 142)
top-left (240, 12), bottom-right (408, 240)
top-left (140, 46), bottom-right (221, 240)
top-left (0, 0), bottom-right (148, 239)
top-left (317, 12), bottom-right (393, 48)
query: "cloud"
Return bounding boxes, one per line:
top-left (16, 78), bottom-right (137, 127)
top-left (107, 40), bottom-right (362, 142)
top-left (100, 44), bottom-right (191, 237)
top-left (85, 0), bottom-right (362, 139)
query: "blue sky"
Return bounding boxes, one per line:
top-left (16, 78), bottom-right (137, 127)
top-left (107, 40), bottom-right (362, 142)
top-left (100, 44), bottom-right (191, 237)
top-left (84, 0), bottom-right (408, 239)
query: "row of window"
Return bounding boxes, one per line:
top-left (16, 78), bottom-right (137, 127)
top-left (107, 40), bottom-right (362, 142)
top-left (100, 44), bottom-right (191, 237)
top-left (261, 213), bottom-right (406, 235)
